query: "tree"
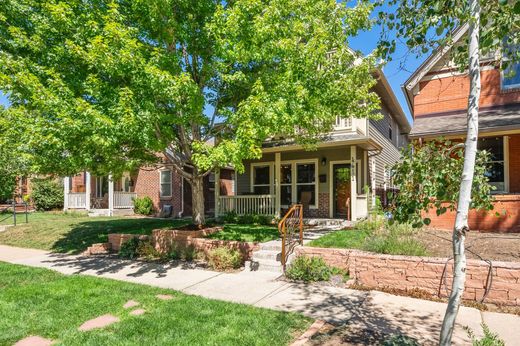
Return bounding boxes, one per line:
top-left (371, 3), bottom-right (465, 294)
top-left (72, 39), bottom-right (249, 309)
top-left (378, 1), bottom-right (520, 344)
top-left (0, 0), bottom-right (381, 225)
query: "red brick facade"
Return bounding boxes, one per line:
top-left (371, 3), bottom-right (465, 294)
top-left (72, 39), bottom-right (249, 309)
top-left (415, 68), bottom-right (520, 117)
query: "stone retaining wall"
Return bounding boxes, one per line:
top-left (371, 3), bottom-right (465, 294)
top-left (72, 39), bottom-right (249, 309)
top-left (296, 246), bottom-right (520, 306)
top-left (107, 227), bottom-right (258, 260)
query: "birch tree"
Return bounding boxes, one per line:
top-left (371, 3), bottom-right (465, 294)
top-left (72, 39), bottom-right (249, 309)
top-left (378, 1), bottom-right (520, 344)
top-left (0, 0), bottom-right (381, 225)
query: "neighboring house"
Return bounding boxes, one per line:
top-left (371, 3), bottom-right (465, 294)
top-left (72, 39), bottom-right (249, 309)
top-left (403, 26), bottom-right (520, 232)
top-left (63, 162), bottom-right (235, 217)
top-left (214, 70), bottom-right (411, 221)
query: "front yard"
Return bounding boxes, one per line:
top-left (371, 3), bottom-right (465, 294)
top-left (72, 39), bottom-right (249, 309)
top-left (0, 262), bottom-right (310, 345)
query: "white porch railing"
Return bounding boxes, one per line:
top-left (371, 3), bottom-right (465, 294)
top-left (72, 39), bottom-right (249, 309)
top-left (218, 195), bottom-right (275, 216)
top-left (67, 193), bottom-right (86, 209)
top-left (334, 116), bottom-right (352, 130)
top-left (114, 192), bottom-right (137, 209)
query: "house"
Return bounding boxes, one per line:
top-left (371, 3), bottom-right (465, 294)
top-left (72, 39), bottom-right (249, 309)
top-left (63, 164), bottom-right (235, 217)
top-left (214, 70), bottom-right (411, 221)
top-left (403, 26), bottom-right (520, 232)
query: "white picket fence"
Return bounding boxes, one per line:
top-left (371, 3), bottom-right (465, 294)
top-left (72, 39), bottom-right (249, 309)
top-left (218, 195), bottom-right (275, 216)
top-left (114, 192), bottom-right (137, 209)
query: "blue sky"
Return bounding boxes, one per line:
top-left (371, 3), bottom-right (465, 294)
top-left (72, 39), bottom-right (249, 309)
top-left (0, 6), bottom-right (426, 124)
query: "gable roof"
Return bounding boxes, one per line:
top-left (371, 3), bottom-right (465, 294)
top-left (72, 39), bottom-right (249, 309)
top-left (401, 25), bottom-right (469, 117)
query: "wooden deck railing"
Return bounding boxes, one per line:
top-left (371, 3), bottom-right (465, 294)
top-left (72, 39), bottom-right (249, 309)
top-left (67, 193), bottom-right (86, 208)
top-left (218, 195), bottom-right (275, 216)
top-left (114, 192), bottom-right (137, 209)
top-left (278, 204), bottom-right (303, 271)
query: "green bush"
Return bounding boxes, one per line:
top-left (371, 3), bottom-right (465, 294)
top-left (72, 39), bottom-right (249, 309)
top-left (119, 237), bottom-right (140, 259)
top-left (382, 334), bottom-right (419, 346)
top-left (136, 240), bottom-right (159, 260)
top-left (206, 247), bottom-right (243, 271)
top-left (133, 196), bottom-right (154, 215)
top-left (285, 255), bottom-right (345, 282)
top-left (364, 222), bottom-right (427, 256)
top-left (466, 324), bottom-right (505, 346)
top-left (31, 178), bottom-right (64, 211)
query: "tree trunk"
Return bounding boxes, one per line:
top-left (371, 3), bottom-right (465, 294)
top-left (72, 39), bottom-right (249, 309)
top-left (191, 175), bottom-right (205, 226)
top-left (439, 1), bottom-right (481, 344)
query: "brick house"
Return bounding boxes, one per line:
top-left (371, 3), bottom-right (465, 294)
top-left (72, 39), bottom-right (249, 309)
top-left (403, 26), bottom-right (520, 232)
top-left (215, 69), bottom-right (411, 221)
top-left (64, 163), bottom-right (235, 217)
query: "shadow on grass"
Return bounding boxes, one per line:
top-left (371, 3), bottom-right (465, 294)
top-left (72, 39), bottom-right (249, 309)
top-left (51, 218), bottom-right (189, 254)
top-left (207, 224), bottom-right (280, 243)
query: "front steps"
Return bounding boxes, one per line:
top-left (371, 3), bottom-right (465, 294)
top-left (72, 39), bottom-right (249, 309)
top-left (246, 241), bottom-right (285, 273)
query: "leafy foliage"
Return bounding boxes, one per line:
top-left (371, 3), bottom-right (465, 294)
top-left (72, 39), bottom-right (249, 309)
top-left (133, 196), bottom-right (154, 216)
top-left (382, 334), bottom-right (419, 346)
top-left (285, 255), bottom-right (346, 282)
top-left (206, 247), bottom-right (243, 271)
top-left (118, 237), bottom-right (140, 259)
top-left (364, 222), bottom-right (427, 256)
top-left (222, 211), bottom-right (273, 226)
top-left (388, 139), bottom-right (494, 228)
top-left (31, 178), bottom-right (64, 211)
top-left (0, 0), bottom-right (382, 224)
top-left (466, 324), bottom-right (505, 346)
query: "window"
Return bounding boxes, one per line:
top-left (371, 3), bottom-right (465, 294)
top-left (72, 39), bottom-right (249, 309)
top-left (502, 61), bottom-right (520, 89)
top-left (208, 173), bottom-right (215, 191)
top-left (280, 164), bottom-right (292, 205)
top-left (160, 170), bottom-right (172, 197)
top-left (478, 137), bottom-right (505, 192)
top-left (253, 165), bottom-right (271, 194)
top-left (296, 163), bottom-right (316, 206)
top-left (388, 119), bottom-right (393, 140)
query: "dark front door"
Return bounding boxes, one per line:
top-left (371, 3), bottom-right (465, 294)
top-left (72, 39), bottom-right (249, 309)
top-left (333, 164), bottom-right (351, 219)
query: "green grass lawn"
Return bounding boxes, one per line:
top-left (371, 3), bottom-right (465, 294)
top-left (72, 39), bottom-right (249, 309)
top-left (0, 212), bottom-right (188, 253)
top-left (207, 224), bottom-right (280, 242)
top-left (0, 262), bottom-right (310, 346)
top-left (307, 230), bottom-right (370, 249)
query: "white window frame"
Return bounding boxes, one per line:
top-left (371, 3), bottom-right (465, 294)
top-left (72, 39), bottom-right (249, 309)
top-left (159, 169), bottom-right (172, 198)
top-left (250, 163), bottom-right (274, 195)
top-left (479, 136), bottom-right (508, 193)
top-left (501, 65), bottom-right (520, 90)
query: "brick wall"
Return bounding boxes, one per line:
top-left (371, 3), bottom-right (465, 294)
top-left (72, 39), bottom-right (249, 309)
top-left (133, 168), bottom-right (182, 215)
top-left (422, 195), bottom-right (520, 232)
top-left (414, 69), bottom-right (520, 117)
top-left (296, 247), bottom-right (520, 306)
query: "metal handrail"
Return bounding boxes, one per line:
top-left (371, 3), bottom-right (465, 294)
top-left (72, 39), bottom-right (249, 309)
top-left (278, 204), bottom-right (303, 271)
top-left (0, 201), bottom-right (29, 226)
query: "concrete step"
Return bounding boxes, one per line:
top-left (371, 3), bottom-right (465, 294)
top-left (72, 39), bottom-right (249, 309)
top-left (244, 260), bottom-right (283, 273)
top-left (303, 218), bottom-right (352, 228)
top-left (252, 250), bottom-right (281, 262)
top-left (259, 241), bottom-right (283, 251)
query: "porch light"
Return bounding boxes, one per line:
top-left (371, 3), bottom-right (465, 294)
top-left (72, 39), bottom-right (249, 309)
top-left (321, 157), bottom-right (327, 166)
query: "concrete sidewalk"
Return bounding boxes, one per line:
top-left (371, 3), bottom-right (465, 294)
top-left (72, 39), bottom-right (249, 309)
top-left (1, 245), bottom-right (519, 345)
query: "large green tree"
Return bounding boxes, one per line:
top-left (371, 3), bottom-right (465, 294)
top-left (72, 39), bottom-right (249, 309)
top-left (0, 0), bottom-right (381, 224)
top-left (378, 0), bottom-right (520, 344)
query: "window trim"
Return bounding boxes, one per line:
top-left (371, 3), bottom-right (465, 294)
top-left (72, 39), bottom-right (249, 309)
top-left (501, 67), bottom-right (520, 90)
top-left (159, 169), bottom-right (172, 198)
top-left (250, 162), bottom-right (274, 195)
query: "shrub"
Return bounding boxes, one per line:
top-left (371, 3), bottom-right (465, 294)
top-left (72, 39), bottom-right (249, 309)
top-left (382, 334), bottom-right (419, 346)
top-left (183, 245), bottom-right (197, 261)
top-left (119, 237), bottom-right (140, 259)
top-left (466, 324), bottom-right (505, 346)
top-left (286, 255), bottom-right (341, 282)
top-left (363, 222), bottom-right (427, 256)
top-left (31, 178), bottom-right (64, 211)
top-left (207, 247), bottom-right (243, 271)
top-left (222, 212), bottom-right (272, 225)
top-left (133, 196), bottom-right (154, 215)
top-left (136, 240), bottom-right (159, 260)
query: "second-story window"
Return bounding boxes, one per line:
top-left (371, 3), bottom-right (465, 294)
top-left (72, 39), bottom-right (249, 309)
top-left (388, 119), bottom-right (393, 140)
top-left (502, 61), bottom-right (520, 89)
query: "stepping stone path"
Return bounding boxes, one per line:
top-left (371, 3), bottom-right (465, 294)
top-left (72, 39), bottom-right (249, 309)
top-left (14, 336), bottom-right (54, 346)
top-left (78, 314), bottom-right (120, 331)
top-left (156, 294), bottom-right (173, 300)
top-left (123, 300), bottom-right (140, 309)
top-left (130, 309), bottom-right (146, 316)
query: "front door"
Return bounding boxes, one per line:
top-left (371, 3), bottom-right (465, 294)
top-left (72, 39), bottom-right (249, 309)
top-left (333, 164), bottom-right (351, 219)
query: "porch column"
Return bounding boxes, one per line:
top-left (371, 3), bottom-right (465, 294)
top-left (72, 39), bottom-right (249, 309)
top-left (63, 177), bottom-right (70, 211)
top-left (85, 172), bottom-right (91, 211)
top-left (108, 174), bottom-right (114, 216)
top-left (214, 169), bottom-right (220, 218)
top-left (274, 152), bottom-right (281, 218)
top-left (350, 146), bottom-right (357, 221)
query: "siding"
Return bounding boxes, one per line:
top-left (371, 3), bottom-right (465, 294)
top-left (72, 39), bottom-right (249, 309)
top-left (369, 123), bottom-right (402, 188)
top-left (369, 105), bottom-right (407, 149)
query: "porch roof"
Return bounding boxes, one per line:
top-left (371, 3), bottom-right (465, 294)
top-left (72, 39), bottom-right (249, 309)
top-left (262, 133), bottom-right (381, 153)
top-left (410, 104), bottom-right (520, 138)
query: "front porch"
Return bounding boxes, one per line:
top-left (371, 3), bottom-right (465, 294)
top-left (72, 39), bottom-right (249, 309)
top-left (215, 143), bottom-right (379, 221)
top-left (63, 172), bottom-right (137, 215)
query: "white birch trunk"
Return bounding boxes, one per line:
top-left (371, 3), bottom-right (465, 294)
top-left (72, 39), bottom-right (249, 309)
top-left (439, 0), bottom-right (481, 344)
